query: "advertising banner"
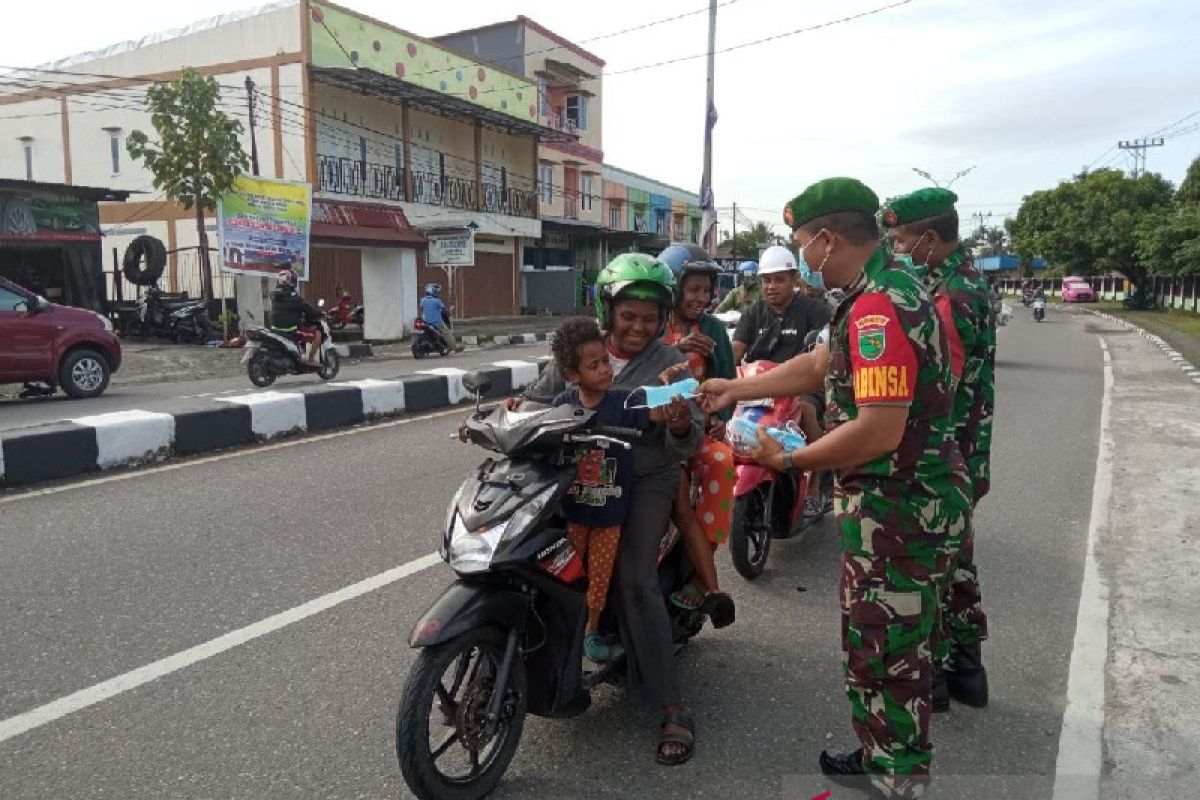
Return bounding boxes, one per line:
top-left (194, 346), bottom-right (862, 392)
top-left (217, 175), bottom-right (312, 280)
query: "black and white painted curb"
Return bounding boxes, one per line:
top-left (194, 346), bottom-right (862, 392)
top-left (1085, 309), bottom-right (1200, 386)
top-left (0, 357), bottom-right (550, 487)
top-left (459, 331), bottom-right (552, 348)
top-left (335, 343), bottom-right (374, 359)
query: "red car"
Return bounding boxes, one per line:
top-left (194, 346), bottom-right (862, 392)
top-left (0, 277), bottom-right (122, 398)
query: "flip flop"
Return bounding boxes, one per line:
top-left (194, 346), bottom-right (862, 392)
top-left (656, 710), bottom-right (695, 766)
top-left (583, 633), bottom-right (611, 664)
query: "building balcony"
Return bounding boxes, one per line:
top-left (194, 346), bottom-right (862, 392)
top-left (317, 155), bottom-right (537, 220)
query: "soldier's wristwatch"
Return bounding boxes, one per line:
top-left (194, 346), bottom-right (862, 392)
top-left (777, 450), bottom-right (799, 473)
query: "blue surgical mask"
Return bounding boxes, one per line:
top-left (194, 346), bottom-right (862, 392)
top-left (625, 378), bottom-right (699, 410)
top-left (797, 232), bottom-right (828, 292)
top-left (893, 252), bottom-right (929, 283)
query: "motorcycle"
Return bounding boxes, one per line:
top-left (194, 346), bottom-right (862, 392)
top-left (724, 360), bottom-right (814, 581)
top-left (1021, 289), bottom-right (1033, 307)
top-left (396, 373), bottom-right (704, 800)
top-left (121, 285), bottom-right (216, 344)
top-left (1032, 297), bottom-right (1046, 322)
top-left (241, 316), bottom-right (340, 387)
top-left (323, 295), bottom-right (364, 330)
top-left (412, 317), bottom-right (452, 359)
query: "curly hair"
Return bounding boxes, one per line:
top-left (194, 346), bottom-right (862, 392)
top-left (551, 316), bottom-right (604, 375)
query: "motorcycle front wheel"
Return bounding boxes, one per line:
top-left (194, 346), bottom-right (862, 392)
top-left (397, 626), bottom-right (527, 800)
top-left (730, 489), bottom-right (771, 580)
top-left (318, 349), bottom-right (340, 380)
top-left (247, 351), bottom-right (276, 387)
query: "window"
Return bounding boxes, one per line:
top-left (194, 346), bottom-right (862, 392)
top-left (565, 95), bottom-right (589, 131)
top-left (673, 215), bottom-right (684, 241)
top-left (634, 206), bottom-right (647, 233)
top-left (537, 76), bottom-right (549, 117)
top-left (0, 285), bottom-right (28, 311)
top-left (609, 203), bottom-right (621, 229)
top-left (655, 209), bottom-right (667, 237)
top-left (580, 174), bottom-right (594, 212)
top-left (689, 218), bottom-right (700, 244)
top-left (19, 137), bottom-right (33, 180)
top-left (538, 163), bottom-right (554, 205)
top-left (104, 127), bottom-right (122, 174)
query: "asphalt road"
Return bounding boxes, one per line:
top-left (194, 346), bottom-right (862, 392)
top-left (0, 342), bottom-right (546, 433)
top-left (0, 306), bottom-right (1104, 799)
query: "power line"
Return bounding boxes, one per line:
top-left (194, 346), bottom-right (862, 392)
top-left (609, 0), bottom-right (918, 75)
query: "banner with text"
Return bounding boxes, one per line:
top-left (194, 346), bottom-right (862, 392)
top-left (217, 175), bottom-right (312, 281)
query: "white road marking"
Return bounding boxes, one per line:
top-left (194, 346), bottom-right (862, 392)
top-left (0, 552), bottom-right (442, 744)
top-left (0, 406), bottom-right (467, 507)
top-left (1053, 336), bottom-right (1115, 800)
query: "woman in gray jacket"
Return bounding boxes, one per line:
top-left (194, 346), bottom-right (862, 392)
top-left (519, 253), bottom-right (703, 766)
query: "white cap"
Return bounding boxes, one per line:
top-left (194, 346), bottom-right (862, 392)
top-left (757, 245), bottom-right (797, 275)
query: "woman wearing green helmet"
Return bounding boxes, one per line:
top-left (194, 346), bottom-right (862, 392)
top-left (519, 252), bottom-right (704, 766)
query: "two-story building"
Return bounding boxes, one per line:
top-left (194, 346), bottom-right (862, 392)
top-left (0, 0), bottom-right (573, 338)
top-left (602, 164), bottom-right (703, 256)
top-left (437, 17), bottom-right (606, 272)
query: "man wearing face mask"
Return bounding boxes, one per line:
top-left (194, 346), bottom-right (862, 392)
top-left (883, 189), bottom-right (996, 712)
top-left (697, 178), bottom-right (969, 800)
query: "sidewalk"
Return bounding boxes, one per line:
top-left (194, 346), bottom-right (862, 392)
top-left (1087, 315), bottom-right (1200, 798)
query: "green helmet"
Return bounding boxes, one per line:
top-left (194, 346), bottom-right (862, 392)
top-left (593, 253), bottom-right (675, 334)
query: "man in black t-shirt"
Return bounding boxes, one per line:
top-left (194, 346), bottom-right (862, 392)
top-left (733, 245), bottom-right (832, 365)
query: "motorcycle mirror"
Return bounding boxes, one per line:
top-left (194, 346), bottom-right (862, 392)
top-left (461, 371), bottom-right (492, 397)
top-left (318, 298), bottom-right (326, 308)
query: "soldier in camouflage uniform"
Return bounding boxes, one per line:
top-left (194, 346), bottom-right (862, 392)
top-left (734, 178), bottom-right (969, 800)
top-left (883, 189), bottom-right (995, 710)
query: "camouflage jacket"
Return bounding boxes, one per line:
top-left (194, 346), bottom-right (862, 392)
top-left (826, 249), bottom-right (969, 509)
top-left (927, 249), bottom-right (996, 501)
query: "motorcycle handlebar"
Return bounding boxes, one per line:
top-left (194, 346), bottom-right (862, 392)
top-left (596, 425), bottom-right (643, 441)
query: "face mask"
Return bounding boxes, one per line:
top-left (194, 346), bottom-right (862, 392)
top-left (797, 231), bottom-right (830, 292)
top-left (625, 378), bottom-right (699, 410)
top-left (894, 251), bottom-right (929, 282)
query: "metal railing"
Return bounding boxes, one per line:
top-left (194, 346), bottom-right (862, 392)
top-left (317, 155), bottom-right (537, 219)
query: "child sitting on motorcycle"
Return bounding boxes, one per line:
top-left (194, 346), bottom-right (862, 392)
top-left (549, 317), bottom-right (692, 663)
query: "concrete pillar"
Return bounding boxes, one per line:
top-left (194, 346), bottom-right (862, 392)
top-left (235, 275), bottom-right (267, 327)
top-left (361, 247), bottom-right (418, 341)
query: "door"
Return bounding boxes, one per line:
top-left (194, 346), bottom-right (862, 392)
top-left (563, 167), bottom-right (579, 218)
top-left (0, 283), bottom-right (55, 381)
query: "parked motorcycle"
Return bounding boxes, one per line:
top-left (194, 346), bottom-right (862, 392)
top-left (396, 373), bottom-right (704, 800)
top-left (323, 295), bottom-right (365, 330)
top-left (121, 285), bottom-right (216, 344)
top-left (1032, 297), bottom-right (1046, 322)
top-left (241, 317), bottom-right (340, 386)
top-left (411, 317), bottom-right (451, 359)
top-left (724, 360), bottom-right (814, 581)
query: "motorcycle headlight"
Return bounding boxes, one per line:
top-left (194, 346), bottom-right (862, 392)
top-left (447, 484), bottom-right (557, 574)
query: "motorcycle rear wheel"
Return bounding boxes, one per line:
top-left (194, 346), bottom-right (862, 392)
top-left (730, 490), bottom-right (771, 580)
top-left (397, 626), bottom-right (527, 800)
top-left (247, 351), bottom-right (276, 387)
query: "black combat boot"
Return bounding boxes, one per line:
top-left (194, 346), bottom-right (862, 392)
top-left (819, 747), bottom-right (869, 789)
top-left (945, 642), bottom-right (988, 707)
top-left (932, 664), bottom-right (950, 713)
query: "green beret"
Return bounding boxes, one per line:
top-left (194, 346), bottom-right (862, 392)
top-left (784, 177), bottom-right (880, 230)
top-left (880, 187), bottom-right (958, 229)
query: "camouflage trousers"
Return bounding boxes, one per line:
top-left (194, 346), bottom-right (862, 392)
top-left (838, 490), bottom-right (957, 800)
top-left (932, 508), bottom-right (989, 664)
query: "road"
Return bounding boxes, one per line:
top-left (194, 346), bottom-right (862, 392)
top-left (0, 341), bottom-right (546, 432)
top-left (0, 308), bottom-right (1106, 799)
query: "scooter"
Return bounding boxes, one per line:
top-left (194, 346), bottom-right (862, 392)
top-left (397, 373), bottom-right (704, 800)
top-left (411, 317), bottom-right (452, 359)
top-left (323, 295), bottom-right (365, 330)
top-left (725, 360), bottom-right (813, 581)
top-left (122, 285), bottom-right (216, 343)
top-left (1032, 297), bottom-right (1046, 322)
top-left (242, 315), bottom-right (340, 387)
top-left (1021, 289), bottom-right (1033, 307)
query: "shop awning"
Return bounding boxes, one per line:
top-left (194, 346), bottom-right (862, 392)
top-left (311, 199), bottom-right (426, 247)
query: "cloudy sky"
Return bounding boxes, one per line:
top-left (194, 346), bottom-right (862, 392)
top-left (3, 0), bottom-right (1199, 235)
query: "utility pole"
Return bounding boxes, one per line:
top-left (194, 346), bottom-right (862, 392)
top-left (731, 202), bottom-right (738, 260)
top-left (245, 75), bottom-right (260, 177)
top-left (698, 0), bottom-right (718, 255)
top-left (1118, 137), bottom-right (1164, 178)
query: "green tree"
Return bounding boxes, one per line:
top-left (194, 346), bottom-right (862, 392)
top-left (1177, 156), bottom-right (1200, 204)
top-left (721, 221), bottom-right (784, 260)
top-left (127, 68), bottom-right (249, 301)
top-left (1136, 203), bottom-right (1200, 277)
top-left (1007, 168), bottom-right (1174, 287)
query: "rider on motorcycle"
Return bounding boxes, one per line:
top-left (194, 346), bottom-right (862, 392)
top-left (418, 283), bottom-right (457, 352)
top-left (714, 260), bottom-right (761, 313)
top-left (270, 269), bottom-right (322, 365)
